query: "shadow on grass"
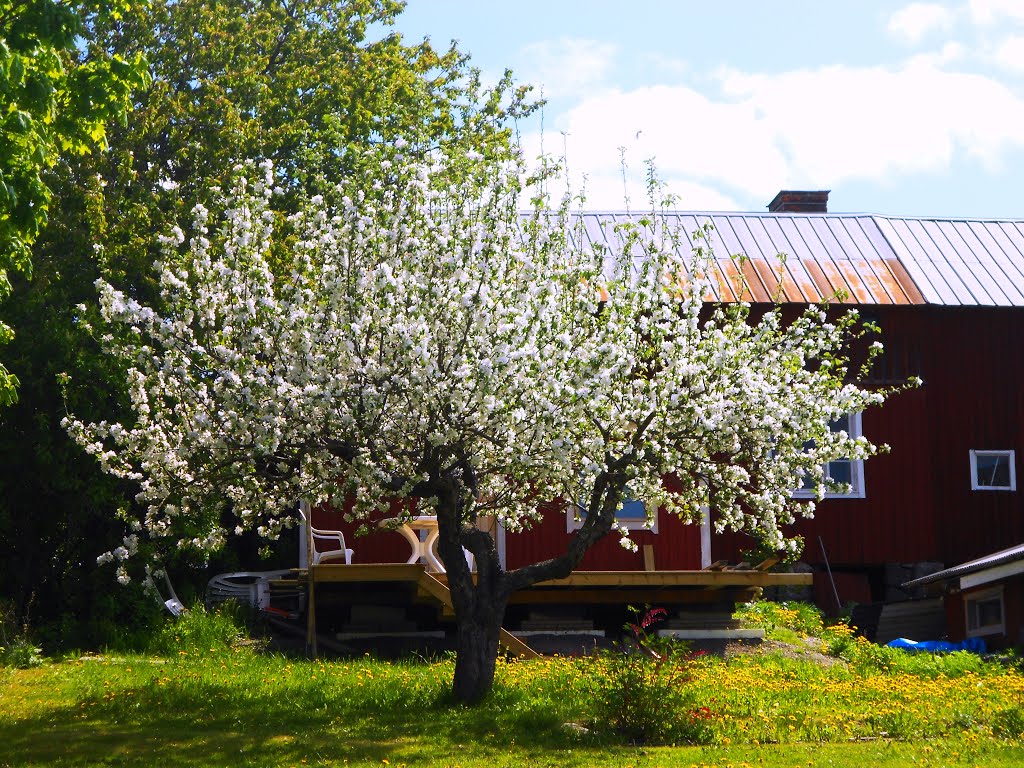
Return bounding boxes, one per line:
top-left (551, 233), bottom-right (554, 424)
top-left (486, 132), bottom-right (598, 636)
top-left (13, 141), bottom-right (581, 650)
top-left (1, 675), bottom-right (606, 767)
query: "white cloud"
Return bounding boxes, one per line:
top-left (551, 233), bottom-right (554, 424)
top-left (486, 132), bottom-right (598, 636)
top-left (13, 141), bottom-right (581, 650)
top-left (521, 83), bottom-right (791, 210)
top-left (968, 0), bottom-right (1024, 25)
top-left (515, 38), bottom-right (618, 100)
top-left (572, 169), bottom-right (744, 212)
top-left (718, 61), bottom-right (1024, 180)
top-left (990, 35), bottom-right (1024, 72)
top-left (907, 40), bottom-right (966, 67)
top-left (521, 57), bottom-right (1024, 211)
top-left (888, 3), bottom-right (955, 44)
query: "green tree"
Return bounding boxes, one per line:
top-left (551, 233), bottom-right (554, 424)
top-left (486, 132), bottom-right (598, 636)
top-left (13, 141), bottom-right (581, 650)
top-left (0, 0), bottom-right (147, 405)
top-left (0, 0), bottom-right (532, 643)
top-left (80, 0), bottom-right (529, 291)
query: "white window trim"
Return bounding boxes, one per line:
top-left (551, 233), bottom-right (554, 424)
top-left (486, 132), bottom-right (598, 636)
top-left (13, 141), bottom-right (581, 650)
top-left (965, 586), bottom-right (1005, 638)
top-left (566, 497), bottom-right (659, 533)
top-left (970, 449), bottom-right (1017, 491)
top-left (792, 412), bottom-right (866, 500)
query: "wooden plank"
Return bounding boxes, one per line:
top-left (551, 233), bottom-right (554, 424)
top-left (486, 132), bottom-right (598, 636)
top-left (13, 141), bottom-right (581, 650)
top-left (268, 579), bottom-right (305, 588)
top-left (755, 558), bottom-right (780, 571)
top-left (643, 544), bottom-right (656, 572)
top-left (309, 563), bottom-right (424, 583)
top-left (507, 587), bottom-right (760, 605)
top-left (534, 571), bottom-right (813, 587)
top-left (295, 566), bottom-right (809, 588)
top-left (415, 586), bottom-right (455, 616)
top-left (417, 572), bottom-right (454, 608)
top-left (500, 629), bottom-right (540, 659)
top-left (419, 572), bottom-right (538, 658)
top-left (705, 560), bottom-right (728, 571)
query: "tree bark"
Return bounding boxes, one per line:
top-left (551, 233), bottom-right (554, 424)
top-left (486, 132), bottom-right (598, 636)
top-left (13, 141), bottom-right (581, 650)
top-left (433, 480), bottom-right (512, 703)
top-left (427, 466), bottom-right (635, 703)
top-left (450, 594), bottom-right (506, 704)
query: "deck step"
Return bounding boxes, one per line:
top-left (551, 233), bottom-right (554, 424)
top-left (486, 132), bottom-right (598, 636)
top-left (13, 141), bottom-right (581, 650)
top-left (657, 628), bottom-right (765, 640)
top-left (418, 572), bottom-right (540, 659)
top-left (500, 628), bottom-right (540, 659)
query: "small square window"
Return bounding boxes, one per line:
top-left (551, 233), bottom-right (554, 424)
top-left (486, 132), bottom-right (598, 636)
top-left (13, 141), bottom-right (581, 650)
top-left (970, 450), bottom-right (1016, 491)
top-left (965, 587), bottom-right (1005, 638)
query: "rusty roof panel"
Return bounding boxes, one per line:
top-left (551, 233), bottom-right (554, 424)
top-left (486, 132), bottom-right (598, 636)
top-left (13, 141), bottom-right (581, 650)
top-left (885, 258), bottom-right (927, 305)
top-left (563, 212), bottom-right (1024, 306)
top-left (821, 220), bottom-right (895, 304)
top-left (714, 259), bottom-right (745, 302)
top-left (783, 254), bottom-right (821, 303)
top-left (868, 217), bottom-right (950, 304)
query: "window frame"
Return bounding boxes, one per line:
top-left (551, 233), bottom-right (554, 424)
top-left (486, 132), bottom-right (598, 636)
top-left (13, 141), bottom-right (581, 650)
top-left (965, 586), bottom-right (1005, 638)
top-left (566, 495), bottom-right (659, 533)
top-left (792, 412), bottom-right (866, 500)
top-left (970, 449), bottom-right (1017, 492)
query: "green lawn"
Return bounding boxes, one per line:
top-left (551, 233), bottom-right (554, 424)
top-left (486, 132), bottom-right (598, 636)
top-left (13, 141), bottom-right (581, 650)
top-left (3, 605), bottom-right (1024, 767)
top-left (3, 649), bottom-right (1024, 767)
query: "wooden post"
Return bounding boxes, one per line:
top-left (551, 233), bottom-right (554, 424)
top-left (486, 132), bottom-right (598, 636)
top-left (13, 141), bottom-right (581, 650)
top-left (302, 500), bottom-right (318, 659)
top-left (643, 544), bottom-right (656, 572)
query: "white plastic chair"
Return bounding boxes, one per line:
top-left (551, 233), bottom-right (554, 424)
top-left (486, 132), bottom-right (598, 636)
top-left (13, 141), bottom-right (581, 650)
top-left (155, 571), bottom-right (186, 616)
top-left (309, 525), bottom-right (354, 565)
top-left (298, 502), bottom-right (354, 566)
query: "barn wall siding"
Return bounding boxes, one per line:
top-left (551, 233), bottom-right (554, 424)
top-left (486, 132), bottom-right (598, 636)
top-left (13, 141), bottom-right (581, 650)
top-left (313, 306), bottom-right (1023, 578)
top-left (502, 503), bottom-right (704, 571)
top-left (715, 305), bottom-right (1024, 572)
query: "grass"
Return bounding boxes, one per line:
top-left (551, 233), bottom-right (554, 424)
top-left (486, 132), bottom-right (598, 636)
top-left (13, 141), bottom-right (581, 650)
top-left (2, 604), bottom-right (1024, 766)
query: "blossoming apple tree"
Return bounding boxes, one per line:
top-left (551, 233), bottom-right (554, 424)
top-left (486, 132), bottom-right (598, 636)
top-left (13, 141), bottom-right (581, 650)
top-left (66, 146), bottom-right (892, 702)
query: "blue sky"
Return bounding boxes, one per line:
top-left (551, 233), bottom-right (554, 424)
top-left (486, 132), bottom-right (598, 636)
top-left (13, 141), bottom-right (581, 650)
top-left (393, 1), bottom-right (1024, 218)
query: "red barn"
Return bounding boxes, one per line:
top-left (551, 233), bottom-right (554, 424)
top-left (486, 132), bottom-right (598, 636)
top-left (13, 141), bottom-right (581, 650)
top-left (309, 191), bottom-right (1024, 615)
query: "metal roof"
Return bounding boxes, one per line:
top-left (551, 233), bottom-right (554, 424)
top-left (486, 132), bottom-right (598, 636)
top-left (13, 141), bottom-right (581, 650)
top-left (903, 543), bottom-right (1024, 588)
top-left (571, 212), bottom-right (1024, 306)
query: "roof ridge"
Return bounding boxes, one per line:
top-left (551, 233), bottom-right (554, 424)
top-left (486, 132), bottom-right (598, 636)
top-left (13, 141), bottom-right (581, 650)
top-left (562, 211), bottom-right (1024, 223)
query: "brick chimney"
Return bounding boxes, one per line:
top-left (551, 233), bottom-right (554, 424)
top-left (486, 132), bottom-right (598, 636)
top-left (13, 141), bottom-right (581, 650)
top-left (767, 190), bottom-right (829, 213)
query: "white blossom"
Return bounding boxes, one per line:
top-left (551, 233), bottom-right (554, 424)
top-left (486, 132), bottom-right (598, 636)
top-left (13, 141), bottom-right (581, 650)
top-left (67, 150), bottom-right (901, 576)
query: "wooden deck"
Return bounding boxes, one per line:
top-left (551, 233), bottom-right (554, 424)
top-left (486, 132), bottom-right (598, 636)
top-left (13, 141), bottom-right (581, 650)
top-left (273, 563), bottom-right (811, 658)
top-left (298, 563), bottom-right (812, 589)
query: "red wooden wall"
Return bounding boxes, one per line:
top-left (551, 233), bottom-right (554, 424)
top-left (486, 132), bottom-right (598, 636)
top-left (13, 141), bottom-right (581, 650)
top-left (311, 497), bottom-right (705, 571)
top-left (314, 305), bottom-right (1024, 577)
top-left (502, 500), bottom-right (704, 571)
top-left (714, 305), bottom-right (1024, 570)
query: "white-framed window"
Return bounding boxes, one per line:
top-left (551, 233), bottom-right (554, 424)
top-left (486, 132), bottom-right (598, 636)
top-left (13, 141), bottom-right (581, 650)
top-left (965, 586), bottom-right (1005, 638)
top-left (970, 450), bottom-right (1016, 491)
top-left (792, 412), bottom-right (865, 499)
top-left (566, 495), bottom-right (658, 533)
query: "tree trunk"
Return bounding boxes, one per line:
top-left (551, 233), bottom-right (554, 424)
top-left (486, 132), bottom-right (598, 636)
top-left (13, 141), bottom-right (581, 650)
top-left (432, 482), bottom-right (511, 704)
top-left (430, 467), bottom-right (629, 703)
top-left (451, 600), bottom-right (504, 704)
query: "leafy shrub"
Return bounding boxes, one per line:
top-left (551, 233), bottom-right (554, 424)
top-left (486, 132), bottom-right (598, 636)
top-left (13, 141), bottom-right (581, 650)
top-left (736, 600), bottom-right (825, 638)
top-left (0, 601), bottom-right (44, 669)
top-left (993, 705), bottom-right (1024, 738)
top-left (737, 600), bottom-right (885, 667)
top-left (821, 620), bottom-right (860, 659)
top-left (0, 633), bottom-right (44, 669)
top-left (588, 607), bottom-right (715, 745)
top-left (148, 602), bottom-right (257, 656)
